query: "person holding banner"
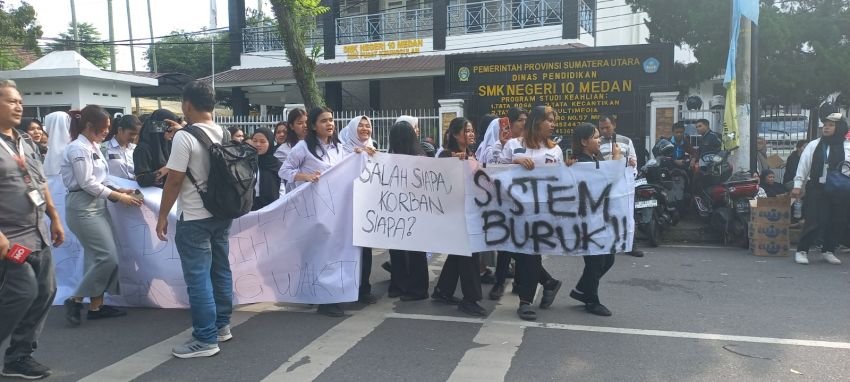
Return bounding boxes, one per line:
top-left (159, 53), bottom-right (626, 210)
top-left (61, 105), bottom-right (142, 326)
top-left (598, 115), bottom-right (644, 258)
top-left (499, 105), bottom-right (565, 320)
top-left (248, 127), bottom-right (282, 211)
top-left (385, 120), bottom-right (430, 301)
top-left (103, 114), bottom-right (141, 180)
top-left (567, 122), bottom-right (621, 317)
top-left (434, 117), bottom-right (486, 316)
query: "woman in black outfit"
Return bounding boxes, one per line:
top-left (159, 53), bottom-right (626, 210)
top-left (385, 121), bottom-right (430, 301)
top-left (249, 127), bottom-right (282, 210)
top-left (568, 123), bottom-right (621, 317)
top-left (133, 109), bottom-right (181, 187)
top-left (432, 117), bottom-right (485, 316)
top-left (760, 169), bottom-right (786, 197)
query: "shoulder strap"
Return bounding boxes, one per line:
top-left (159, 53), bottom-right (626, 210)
top-left (182, 124), bottom-right (214, 148)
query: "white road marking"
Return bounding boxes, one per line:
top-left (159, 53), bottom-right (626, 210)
top-left (78, 311), bottom-right (258, 382)
top-left (389, 313), bottom-right (850, 350)
top-left (662, 245), bottom-right (730, 250)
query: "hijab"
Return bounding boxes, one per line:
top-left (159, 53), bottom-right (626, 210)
top-left (253, 127), bottom-right (282, 173)
top-left (138, 109), bottom-right (178, 167)
top-left (475, 117), bottom-right (506, 163)
top-left (811, 117), bottom-right (849, 181)
top-left (340, 116), bottom-right (374, 150)
top-left (396, 115), bottom-right (418, 131)
top-left (42, 111), bottom-right (72, 176)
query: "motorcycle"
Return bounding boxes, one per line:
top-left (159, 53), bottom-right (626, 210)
top-left (634, 167), bottom-right (675, 247)
top-left (694, 151), bottom-right (760, 246)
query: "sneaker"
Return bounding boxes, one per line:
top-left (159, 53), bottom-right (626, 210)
top-left (794, 251), bottom-right (809, 265)
top-left (822, 252), bottom-right (842, 265)
top-left (516, 303), bottom-right (537, 321)
top-left (488, 283), bottom-right (505, 301)
top-left (87, 305), bottom-right (127, 320)
top-left (64, 298), bottom-right (82, 326)
top-left (539, 280), bottom-right (562, 309)
top-left (458, 301), bottom-right (487, 317)
top-left (585, 303), bottom-right (613, 317)
top-left (316, 303), bottom-right (345, 317)
top-left (172, 339), bottom-right (220, 359)
top-left (217, 325), bottom-right (233, 342)
top-left (1, 356), bottom-right (51, 379)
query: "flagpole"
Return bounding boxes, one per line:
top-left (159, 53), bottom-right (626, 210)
top-left (749, 21), bottom-right (759, 173)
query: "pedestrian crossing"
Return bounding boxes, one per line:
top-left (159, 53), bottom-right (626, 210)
top-left (10, 251), bottom-right (850, 381)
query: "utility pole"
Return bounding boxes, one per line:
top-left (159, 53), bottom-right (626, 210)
top-left (210, 0), bottom-right (217, 119)
top-left (107, 0), bottom-right (117, 71)
top-left (146, 0), bottom-right (161, 109)
top-left (126, 0), bottom-right (140, 113)
top-left (70, 0), bottom-right (80, 53)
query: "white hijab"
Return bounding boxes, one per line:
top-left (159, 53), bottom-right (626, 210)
top-left (396, 115), bottom-right (419, 132)
top-left (340, 116), bottom-right (373, 150)
top-left (475, 118), bottom-right (502, 164)
top-left (42, 111), bottom-right (72, 176)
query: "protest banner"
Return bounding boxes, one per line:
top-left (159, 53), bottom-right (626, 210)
top-left (353, 153), bottom-right (470, 255)
top-left (466, 159), bottom-right (635, 256)
top-left (51, 154), bottom-right (366, 308)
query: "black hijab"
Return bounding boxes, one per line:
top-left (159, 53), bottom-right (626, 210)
top-left (252, 127), bottom-right (282, 211)
top-left (138, 109), bottom-right (178, 167)
top-left (811, 118), bottom-right (849, 180)
top-left (253, 127), bottom-right (281, 173)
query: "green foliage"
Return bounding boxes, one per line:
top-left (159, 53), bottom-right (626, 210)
top-left (269, 0), bottom-right (328, 109)
top-left (143, 32), bottom-right (232, 79)
top-left (0, 1), bottom-right (42, 70)
top-left (627, 0), bottom-right (850, 107)
top-left (46, 22), bottom-right (111, 69)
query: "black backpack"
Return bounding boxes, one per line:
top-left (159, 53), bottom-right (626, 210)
top-left (182, 124), bottom-right (258, 219)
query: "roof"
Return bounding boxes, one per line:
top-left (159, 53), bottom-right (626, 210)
top-left (207, 43), bottom-right (586, 87)
top-left (0, 51), bottom-right (158, 87)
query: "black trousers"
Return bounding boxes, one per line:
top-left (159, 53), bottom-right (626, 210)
top-left (574, 254), bottom-right (615, 304)
top-left (797, 185), bottom-right (849, 253)
top-left (513, 255), bottom-right (556, 304)
top-left (435, 253), bottom-right (482, 302)
top-left (389, 250), bottom-right (429, 297)
top-left (495, 252), bottom-right (512, 286)
top-left (360, 247), bottom-right (372, 297)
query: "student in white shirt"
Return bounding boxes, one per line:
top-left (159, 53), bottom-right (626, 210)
top-left (273, 108), bottom-right (308, 165)
top-left (60, 105), bottom-right (142, 326)
top-left (499, 105), bottom-right (564, 321)
top-left (103, 114), bottom-right (140, 180)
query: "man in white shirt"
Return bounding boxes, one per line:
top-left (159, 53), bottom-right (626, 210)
top-left (598, 115), bottom-right (644, 258)
top-left (156, 81), bottom-right (233, 358)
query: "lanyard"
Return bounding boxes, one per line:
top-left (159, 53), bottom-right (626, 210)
top-left (0, 133), bottom-right (33, 187)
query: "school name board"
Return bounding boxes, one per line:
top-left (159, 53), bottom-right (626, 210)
top-left (343, 39), bottom-right (424, 59)
top-left (446, 44), bottom-right (673, 137)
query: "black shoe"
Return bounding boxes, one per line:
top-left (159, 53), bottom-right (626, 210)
top-left (539, 279), bottom-right (562, 309)
top-left (388, 289), bottom-right (403, 298)
top-left (517, 303), bottom-right (537, 321)
top-left (480, 269), bottom-right (496, 285)
top-left (400, 293), bottom-right (428, 302)
top-left (585, 303), bottom-right (612, 316)
top-left (317, 304), bottom-right (345, 317)
top-left (488, 284), bottom-right (505, 300)
top-left (569, 289), bottom-right (591, 304)
top-left (381, 261), bottom-right (392, 273)
top-left (87, 305), bottom-right (127, 320)
top-left (358, 294), bottom-right (378, 305)
top-left (2, 356), bottom-right (51, 380)
top-left (431, 291), bottom-right (462, 305)
top-left (628, 250), bottom-right (645, 257)
top-left (458, 301), bottom-right (487, 317)
top-left (64, 298), bottom-right (82, 326)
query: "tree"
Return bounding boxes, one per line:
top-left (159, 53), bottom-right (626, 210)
top-left (46, 22), bottom-right (110, 69)
top-left (269, 0), bottom-right (328, 109)
top-left (626, 0), bottom-right (850, 108)
top-left (0, 1), bottom-right (42, 70)
top-left (143, 31), bottom-right (231, 79)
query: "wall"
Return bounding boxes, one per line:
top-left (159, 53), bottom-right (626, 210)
top-left (15, 78), bottom-right (77, 109)
top-left (378, 77), bottom-right (434, 109)
top-left (594, 0), bottom-right (649, 47)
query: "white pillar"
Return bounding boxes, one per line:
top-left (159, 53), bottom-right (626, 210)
top-left (648, 91), bottom-right (680, 154)
top-left (438, 98), bottom-right (464, 150)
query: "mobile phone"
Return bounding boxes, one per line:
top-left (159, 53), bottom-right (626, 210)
top-left (151, 120), bottom-right (170, 133)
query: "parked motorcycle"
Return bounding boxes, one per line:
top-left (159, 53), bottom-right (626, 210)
top-left (694, 151), bottom-right (760, 246)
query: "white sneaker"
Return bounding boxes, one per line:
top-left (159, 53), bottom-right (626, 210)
top-left (822, 252), bottom-right (842, 265)
top-left (794, 251), bottom-right (809, 265)
top-left (172, 339), bottom-right (220, 358)
top-left (217, 325), bottom-right (233, 342)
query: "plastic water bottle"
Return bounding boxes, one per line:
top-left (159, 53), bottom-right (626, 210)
top-left (792, 200), bottom-right (802, 219)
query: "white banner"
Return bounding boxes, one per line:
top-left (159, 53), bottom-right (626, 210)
top-left (353, 153), bottom-right (470, 255)
top-left (465, 159), bottom-right (635, 256)
top-left (52, 154), bottom-right (366, 308)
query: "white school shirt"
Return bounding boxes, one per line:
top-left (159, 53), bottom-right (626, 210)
top-left (279, 139), bottom-right (347, 188)
top-left (60, 134), bottom-right (115, 199)
top-left (274, 142), bottom-right (293, 164)
top-left (104, 137), bottom-right (136, 180)
top-left (166, 123), bottom-right (225, 221)
top-left (501, 138), bottom-right (564, 165)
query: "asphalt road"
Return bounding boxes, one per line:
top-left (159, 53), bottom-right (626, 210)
top-left (3, 246), bottom-right (849, 382)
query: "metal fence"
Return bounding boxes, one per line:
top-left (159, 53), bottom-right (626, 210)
top-left (215, 108), bottom-right (440, 152)
top-left (447, 0), bottom-right (564, 35)
top-left (336, 8), bottom-right (433, 45)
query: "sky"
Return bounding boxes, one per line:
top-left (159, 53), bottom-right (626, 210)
top-left (13, 0), bottom-right (272, 71)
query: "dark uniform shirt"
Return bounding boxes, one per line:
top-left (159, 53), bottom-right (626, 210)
top-left (0, 130), bottom-right (50, 251)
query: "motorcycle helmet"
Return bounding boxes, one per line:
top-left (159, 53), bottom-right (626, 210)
top-left (652, 138), bottom-right (675, 158)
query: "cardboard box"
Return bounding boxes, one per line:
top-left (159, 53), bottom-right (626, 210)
top-left (749, 196), bottom-right (791, 256)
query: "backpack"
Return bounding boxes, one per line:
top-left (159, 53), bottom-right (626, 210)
top-left (182, 124), bottom-right (258, 219)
